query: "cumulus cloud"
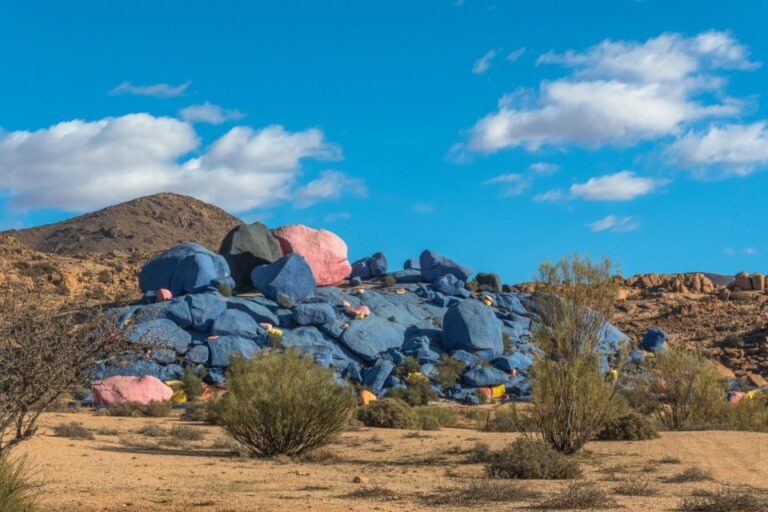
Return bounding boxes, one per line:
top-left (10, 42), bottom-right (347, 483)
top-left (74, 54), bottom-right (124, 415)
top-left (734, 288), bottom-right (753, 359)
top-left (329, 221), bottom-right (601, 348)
top-left (468, 31), bottom-right (756, 152)
top-left (294, 170), bottom-right (367, 208)
top-left (529, 162), bottom-right (559, 174)
top-left (588, 215), bottom-right (639, 233)
top-left (472, 50), bottom-right (496, 74)
top-left (109, 81), bottom-right (190, 98)
top-left (179, 102), bottom-right (245, 124)
top-left (533, 171), bottom-right (663, 202)
top-left (0, 114), bottom-right (361, 212)
top-left (506, 47), bottom-right (526, 62)
top-left (669, 122), bottom-right (768, 176)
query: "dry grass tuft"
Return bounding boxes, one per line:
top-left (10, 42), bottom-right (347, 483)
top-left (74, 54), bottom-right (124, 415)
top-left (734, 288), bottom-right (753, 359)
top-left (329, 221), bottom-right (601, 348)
top-left (533, 483), bottom-right (616, 510)
top-left (678, 488), bottom-right (768, 512)
top-left (422, 481), bottom-right (540, 506)
top-left (663, 467), bottom-right (714, 484)
top-left (52, 422), bottom-right (94, 440)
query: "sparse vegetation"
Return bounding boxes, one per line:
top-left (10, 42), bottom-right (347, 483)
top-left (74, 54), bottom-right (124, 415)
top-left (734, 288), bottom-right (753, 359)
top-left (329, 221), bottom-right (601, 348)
top-left (357, 398), bottom-right (415, 429)
top-left (678, 488), bottom-right (768, 512)
top-left (215, 351), bottom-right (355, 457)
top-left (422, 481), bottom-right (540, 506)
top-left (169, 425), bottom-right (203, 441)
top-left (393, 356), bottom-right (420, 379)
top-left (434, 355), bottom-right (465, 390)
top-left (597, 412), bottom-right (659, 441)
top-left (344, 485), bottom-right (400, 501)
top-left (386, 381), bottom-right (436, 406)
top-left (486, 438), bottom-right (582, 480)
top-left (529, 254), bottom-right (624, 454)
top-left (482, 406), bottom-right (538, 432)
top-left (414, 406), bottom-right (457, 428)
top-left (534, 483), bottom-right (615, 509)
top-left (135, 424), bottom-right (166, 437)
top-left (663, 467), bottom-right (714, 483)
top-left (52, 422), bottom-right (94, 440)
top-left (108, 401), bottom-right (172, 418)
top-left (181, 367), bottom-right (205, 401)
top-left (613, 479), bottom-right (658, 496)
top-left (0, 455), bottom-right (37, 512)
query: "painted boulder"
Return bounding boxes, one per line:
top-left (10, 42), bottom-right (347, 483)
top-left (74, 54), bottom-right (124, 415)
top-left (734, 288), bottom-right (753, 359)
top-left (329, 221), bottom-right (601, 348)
top-left (92, 375), bottom-right (173, 405)
top-left (272, 225), bottom-right (351, 286)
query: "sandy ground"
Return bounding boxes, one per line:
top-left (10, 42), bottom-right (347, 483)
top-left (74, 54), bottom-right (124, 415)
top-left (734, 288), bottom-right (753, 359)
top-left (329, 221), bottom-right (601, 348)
top-left (13, 411), bottom-right (768, 512)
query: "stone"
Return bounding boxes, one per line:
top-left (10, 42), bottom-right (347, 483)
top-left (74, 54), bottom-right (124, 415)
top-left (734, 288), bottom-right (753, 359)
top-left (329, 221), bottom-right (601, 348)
top-left (184, 293), bottom-right (228, 332)
top-left (211, 309), bottom-right (265, 338)
top-left (218, 222), bottom-right (283, 291)
top-left (92, 376), bottom-right (173, 406)
top-left (752, 273), bottom-right (765, 292)
top-left (475, 273), bottom-right (501, 292)
top-left (463, 366), bottom-right (509, 387)
top-left (362, 359), bottom-right (395, 395)
top-left (391, 269), bottom-right (422, 283)
top-left (735, 271), bottom-right (753, 291)
top-left (134, 298), bottom-right (193, 329)
top-left (419, 250), bottom-right (473, 282)
top-left (350, 252), bottom-right (388, 280)
top-left (641, 328), bottom-right (668, 353)
top-left (339, 315), bottom-right (406, 362)
top-left (185, 344), bottom-right (210, 365)
top-left (292, 302), bottom-right (336, 325)
top-left (747, 373), bottom-right (768, 388)
top-left (494, 353), bottom-right (533, 373)
top-left (272, 225), bottom-right (351, 286)
top-left (207, 336), bottom-right (260, 367)
top-left (359, 390), bottom-right (377, 406)
top-left (251, 253), bottom-right (317, 304)
top-left (138, 242), bottom-right (231, 297)
top-left (443, 299), bottom-right (503, 355)
top-left (225, 297), bottom-right (279, 326)
top-left (433, 274), bottom-right (470, 297)
top-left (157, 289), bottom-right (173, 301)
top-left (127, 319), bottom-right (192, 353)
top-left (450, 350), bottom-right (479, 366)
top-left (404, 258), bottom-right (420, 270)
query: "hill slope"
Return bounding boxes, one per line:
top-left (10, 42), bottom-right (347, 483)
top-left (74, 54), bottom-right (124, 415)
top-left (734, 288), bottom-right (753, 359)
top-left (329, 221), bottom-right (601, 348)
top-left (8, 193), bottom-right (242, 256)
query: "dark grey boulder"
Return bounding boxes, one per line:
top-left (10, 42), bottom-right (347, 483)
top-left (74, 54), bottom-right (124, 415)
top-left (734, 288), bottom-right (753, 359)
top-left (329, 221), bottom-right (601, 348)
top-left (219, 222), bottom-right (283, 291)
top-left (419, 250), bottom-right (473, 282)
top-left (476, 272), bottom-right (501, 292)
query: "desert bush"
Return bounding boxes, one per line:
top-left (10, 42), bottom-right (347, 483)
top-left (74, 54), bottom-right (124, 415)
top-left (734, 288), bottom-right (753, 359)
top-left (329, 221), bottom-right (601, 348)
top-left (382, 274), bottom-right (397, 288)
top-left (0, 454), bottom-right (37, 512)
top-left (534, 482), bottom-right (615, 509)
top-left (597, 412), bottom-right (659, 441)
top-left (467, 441), bottom-right (493, 463)
top-left (393, 356), bottom-right (420, 379)
top-left (613, 479), bottom-right (658, 496)
top-left (385, 382), bottom-right (436, 406)
top-left (730, 291), bottom-right (753, 304)
top-left (678, 488), bottom-right (768, 512)
top-left (357, 398), bottom-right (415, 429)
top-left (215, 351), bottom-right (355, 457)
top-left (414, 406), bottom-right (457, 428)
top-left (180, 399), bottom-right (222, 424)
top-left (529, 254), bottom-right (624, 454)
top-left (181, 367), bottom-right (205, 401)
top-left (647, 350), bottom-right (727, 430)
top-left (723, 394), bottom-right (768, 432)
top-left (662, 467), bottom-right (713, 483)
top-left (434, 355), bottom-right (465, 390)
top-left (108, 401), bottom-right (172, 418)
top-left (416, 415), bottom-right (440, 431)
top-left (422, 480), bottom-right (540, 506)
top-left (135, 424), bottom-right (166, 437)
top-left (482, 406), bottom-right (538, 432)
top-left (52, 422), bottom-right (93, 440)
top-left (0, 294), bottom-right (133, 451)
top-left (169, 425), bottom-right (203, 441)
top-left (486, 438), bottom-right (582, 480)
top-left (344, 484), bottom-right (401, 501)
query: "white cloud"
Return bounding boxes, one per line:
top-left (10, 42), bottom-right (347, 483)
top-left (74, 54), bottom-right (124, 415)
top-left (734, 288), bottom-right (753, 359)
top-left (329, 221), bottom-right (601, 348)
top-left (529, 162), bottom-right (559, 174)
top-left (570, 171), bottom-right (663, 201)
top-left (533, 189), bottom-right (567, 202)
top-left (179, 102), bottom-right (245, 124)
top-left (506, 48), bottom-right (526, 62)
top-left (482, 173), bottom-right (530, 196)
top-left (483, 173), bottom-right (523, 184)
top-left (589, 215), bottom-right (639, 233)
top-left (724, 247), bottom-right (759, 256)
top-left (294, 170), bottom-right (367, 208)
top-left (109, 81), bottom-right (190, 98)
top-left (669, 122), bottom-right (768, 176)
top-left (468, 31), bottom-right (756, 152)
top-left (0, 114), bottom-right (361, 212)
top-left (472, 50), bottom-right (496, 74)
top-left (744, 247), bottom-right (758, 256)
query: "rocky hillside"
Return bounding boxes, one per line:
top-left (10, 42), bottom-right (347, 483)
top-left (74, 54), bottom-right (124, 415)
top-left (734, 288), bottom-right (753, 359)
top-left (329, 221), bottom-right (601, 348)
top-left (7, 193), bottom-right (242, 256)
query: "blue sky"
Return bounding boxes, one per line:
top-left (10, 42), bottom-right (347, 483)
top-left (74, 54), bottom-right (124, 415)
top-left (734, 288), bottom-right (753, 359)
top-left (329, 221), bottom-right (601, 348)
top-left (1, 0), bottom-right (767, 282)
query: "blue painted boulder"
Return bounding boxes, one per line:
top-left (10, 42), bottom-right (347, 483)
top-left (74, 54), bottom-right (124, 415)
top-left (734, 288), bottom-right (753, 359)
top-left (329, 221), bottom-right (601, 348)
top-left (292, 302), bottom-right (336, 325)
top-left (251, 253), bottom-right (317, 305)
top-left (225, 297), bottom-right (279, 325)
top-left (419, 250), bottom-right (473, 282)
top-left (450, 350), bottom-right (478, 367)
top-left (138, 242), bottom-right (231, 297)
top-left (207, 336), bottom-right (260, 367)
top-left (391, 269), bottom-right (422, 284)
top-left (433, 274), bottom-right (471, 298)
top-left (127, 319), bottom-right (191, 353)
top-left (362, 359), bottom-right (396, 395)
top-left (641, 328), bottom-right (668, 353)
top-left (134, 298), bottom-right (193, 329)
top-left (403, 258), bottom-right (420, 270)
top-left (211, 309), bottom-right (265, 338)
top-left (339, 315), bottom-right (406, 362)
top-left (184, 293), bottom-right (227, 332)
top-left (350, 252), bottom-right (388, 280)
top-left (495, 353), bottom-right (533, 373)
top-left (443, 300), bottom-right (503, 355)
top-left (185, 344), bottom-right (210, 365)
top-left (461, 366), bottom-right (509, 388)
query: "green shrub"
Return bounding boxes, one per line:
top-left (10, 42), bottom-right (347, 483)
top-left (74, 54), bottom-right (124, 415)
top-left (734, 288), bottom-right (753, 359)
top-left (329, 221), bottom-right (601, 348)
top-left (181, 366), bottom-right (205, 401)
top-left (417, 415), bottom-right (440, 431)
top-left (383, 275), bottom-right (397, 287)
top-left (52, 422), bottom-right (94, 440)
top-left (723, 394), bottom-right (768, 432)
top-left (393, 356), bottom-right (421, 379)
top-left (483, 407), bottom-right (538, 432)
top-left (96, 270), bottom-right (112, 284)
top-left (486, 438), bottom-right (582, 480)
top-left (662, 467), bottom-right (713, 483)
top-left (597, 412), bottom-right (659, 441)
top-left (215, 351), bottom-right (355, 457)
top-left (0, 455), bottom-right (37, 512)
top-left (415, 406), bottom-right (457, 428)
top-left (434, 355), bottom-right (465, 390)
top-left (357, 398), bottom-right (415, 429)
top-left (108, 401), bottom-right (172, 418)
top-left (170, 425), bottom-right (204, 441)
top-left (533, 482), bottom-right (614, 509)
top-left (502, 332), bottom-right (513, 354)
top-left (464, 279), bottom-right (478, 292)
top-left (386, 382), bottom-right (436, 406)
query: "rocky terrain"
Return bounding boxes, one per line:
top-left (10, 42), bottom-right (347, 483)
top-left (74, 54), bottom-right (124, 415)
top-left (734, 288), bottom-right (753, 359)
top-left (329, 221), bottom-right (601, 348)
top-left (2, 193), bottom-right (767, 386)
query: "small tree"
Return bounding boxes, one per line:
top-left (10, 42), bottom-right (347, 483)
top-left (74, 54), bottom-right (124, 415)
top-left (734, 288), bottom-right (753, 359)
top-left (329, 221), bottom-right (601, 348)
top-left (646, 349), bottom-right (726, 430)
top-left (529, 254), bottom-right (622, 454)
top-left (0, 293), bottom-right (131, 452)
top-left (215, 350), bottom-right (355, 457)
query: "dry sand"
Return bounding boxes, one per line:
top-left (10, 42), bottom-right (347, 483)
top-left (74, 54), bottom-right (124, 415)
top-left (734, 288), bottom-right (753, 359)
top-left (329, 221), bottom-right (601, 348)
top-left (14, 411), bottom-right (768, 511)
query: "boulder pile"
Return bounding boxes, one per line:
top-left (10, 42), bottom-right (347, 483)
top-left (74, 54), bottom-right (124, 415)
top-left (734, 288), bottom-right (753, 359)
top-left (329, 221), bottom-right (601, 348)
top-left (97, 224), bottom-right (629, 405)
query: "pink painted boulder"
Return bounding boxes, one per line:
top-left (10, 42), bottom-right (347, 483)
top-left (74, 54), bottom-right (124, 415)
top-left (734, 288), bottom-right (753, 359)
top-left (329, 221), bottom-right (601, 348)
top-left (92, 375), bottom-right (173, 406)
top-left (157, 288), bottom-right (173, 301)
top-left (271, 225), bottom-right (351, 286)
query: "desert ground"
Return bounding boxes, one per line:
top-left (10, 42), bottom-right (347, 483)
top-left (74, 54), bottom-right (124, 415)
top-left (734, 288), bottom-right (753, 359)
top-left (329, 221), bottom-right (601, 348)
top-left (16, 410), bottom-right (768, 512)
